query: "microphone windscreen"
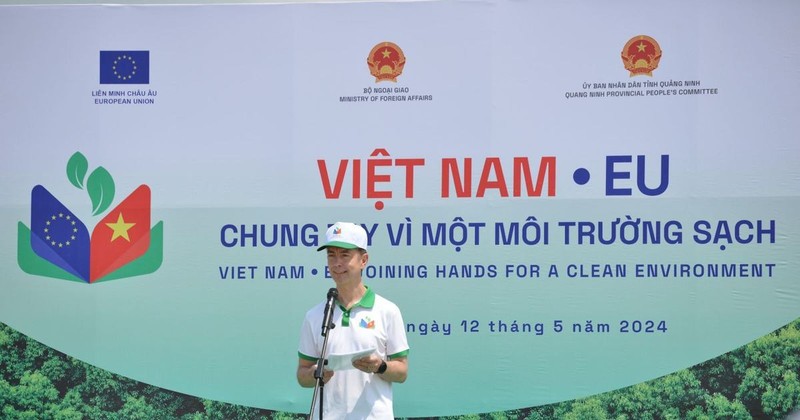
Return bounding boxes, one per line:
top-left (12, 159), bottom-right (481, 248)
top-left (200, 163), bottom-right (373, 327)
top-left (327, 288), bottom-right (338, 299)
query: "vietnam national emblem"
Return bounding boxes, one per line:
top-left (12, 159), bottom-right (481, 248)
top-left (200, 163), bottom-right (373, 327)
top-left (367, 42), bottom-right (406, 83)
top-left (621, 35), bottom-right (662, 77)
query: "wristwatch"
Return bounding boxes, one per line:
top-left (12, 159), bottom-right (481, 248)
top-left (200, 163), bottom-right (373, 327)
top-left (376, 360), bottom-right (388, 374)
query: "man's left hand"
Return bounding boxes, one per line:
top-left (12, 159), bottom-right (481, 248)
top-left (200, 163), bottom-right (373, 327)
top-left (352, 354), bottom-right (382, 373)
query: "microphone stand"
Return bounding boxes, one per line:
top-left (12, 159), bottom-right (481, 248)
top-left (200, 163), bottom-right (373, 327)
top-left (308, 288), bottom-right (338, 420)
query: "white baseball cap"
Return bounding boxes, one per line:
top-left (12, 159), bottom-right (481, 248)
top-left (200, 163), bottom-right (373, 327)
top-left (317, 222), bottom-right (368, 251)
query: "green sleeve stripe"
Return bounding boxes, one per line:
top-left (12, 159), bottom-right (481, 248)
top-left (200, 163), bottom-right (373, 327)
top-left (388, 349), bottom-right (409, 359)
top-left (298, 352), bottom-right (318, 362)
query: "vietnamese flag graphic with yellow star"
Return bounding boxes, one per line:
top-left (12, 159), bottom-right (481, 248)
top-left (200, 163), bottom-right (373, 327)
top-left (90, 185), bottom-right (151, 282)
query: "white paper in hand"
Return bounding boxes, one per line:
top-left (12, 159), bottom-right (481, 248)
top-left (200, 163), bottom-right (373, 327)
top-left (324, 348), bottom-right (376, 371)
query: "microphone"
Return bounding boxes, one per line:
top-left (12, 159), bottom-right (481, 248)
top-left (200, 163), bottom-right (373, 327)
top-left (327, 287), bottom-right (339, 300)
top-left (321, 288), bottom-right (338, 337)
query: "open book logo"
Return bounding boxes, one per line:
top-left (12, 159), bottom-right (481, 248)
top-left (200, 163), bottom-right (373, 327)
top-left (17, 152), bottom-right (163, 283)
top-left (359, 317), bottom-right (376, 329)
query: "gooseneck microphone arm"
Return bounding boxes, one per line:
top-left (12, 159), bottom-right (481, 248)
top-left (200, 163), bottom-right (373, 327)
top-left (308, 288), bottom-right (338, 420)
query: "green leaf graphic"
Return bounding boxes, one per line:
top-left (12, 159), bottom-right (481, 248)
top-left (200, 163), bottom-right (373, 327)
top-left (66, 152), bottom-right (88, 189)
top-left (87, 166), bottom-right (115, 216)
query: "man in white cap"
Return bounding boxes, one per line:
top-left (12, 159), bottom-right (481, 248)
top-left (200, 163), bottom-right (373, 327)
top-left (297, 222), bottom-right (410, 419)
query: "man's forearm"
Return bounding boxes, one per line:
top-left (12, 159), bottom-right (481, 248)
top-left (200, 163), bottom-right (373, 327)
top-left (377, 358), bottom-right (408, 383)
top-left (297, 361), bottom-right (333, 387)
top-left (297, 364), bottom-right (316, 387)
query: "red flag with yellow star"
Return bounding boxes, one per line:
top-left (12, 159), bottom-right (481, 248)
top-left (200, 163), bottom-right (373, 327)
top-left (90, 185), bottom-right (151, 282)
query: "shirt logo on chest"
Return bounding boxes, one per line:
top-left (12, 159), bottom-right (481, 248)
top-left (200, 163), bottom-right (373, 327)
top-left (359, 316), bottom-right (376, 329)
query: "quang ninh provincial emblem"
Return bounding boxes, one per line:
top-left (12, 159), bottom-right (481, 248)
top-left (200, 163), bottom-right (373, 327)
top-left (621, 35), bottom-right (662, 77)
top-left (367, 42), bottom-right (406, 83)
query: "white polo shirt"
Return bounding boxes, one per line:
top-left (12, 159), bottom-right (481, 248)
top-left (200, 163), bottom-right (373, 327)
top-left (298, 287), bottom-right (410, 420)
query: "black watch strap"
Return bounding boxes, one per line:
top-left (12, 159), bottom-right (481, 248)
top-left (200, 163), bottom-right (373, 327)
top-left (376, 360), bottom-right (388, 374)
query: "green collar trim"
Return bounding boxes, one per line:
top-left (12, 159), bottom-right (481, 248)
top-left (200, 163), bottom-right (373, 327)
top-left (338, 286), bottom-right (375, 327)
top-left (337, 286), bottom-right (375, 311)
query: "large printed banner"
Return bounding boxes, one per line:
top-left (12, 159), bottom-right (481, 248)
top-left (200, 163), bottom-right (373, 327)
top-left (1, 1), bottom-right (799, 416)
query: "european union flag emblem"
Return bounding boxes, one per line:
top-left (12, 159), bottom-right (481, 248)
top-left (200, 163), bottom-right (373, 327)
top-left (30, 185), bottom-right (91, 281)
top-left (100, 50), bottom-right (149, 84)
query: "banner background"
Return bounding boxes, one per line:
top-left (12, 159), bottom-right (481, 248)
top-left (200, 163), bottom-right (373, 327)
top-left (1, 1), bottom-right (799, 416)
